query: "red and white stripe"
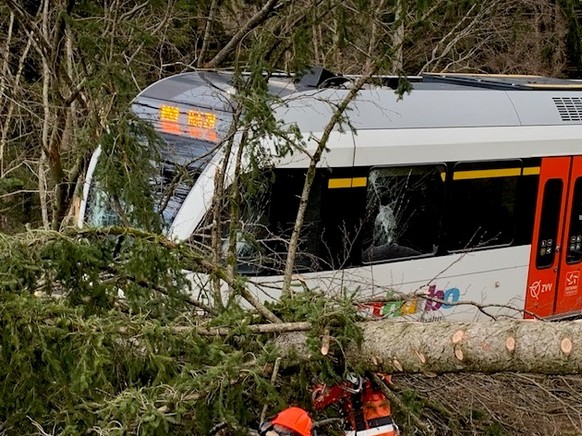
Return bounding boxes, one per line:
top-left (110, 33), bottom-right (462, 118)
top-left (345, 424), bottom-right (397, 436)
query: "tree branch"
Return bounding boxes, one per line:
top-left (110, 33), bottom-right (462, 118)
top-left (203, 0), bottom-right (284, 68)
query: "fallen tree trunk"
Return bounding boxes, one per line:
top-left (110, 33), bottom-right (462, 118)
top-left (274, 319), bottom-right (582, 374)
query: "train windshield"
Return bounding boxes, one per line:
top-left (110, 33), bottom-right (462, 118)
top-left (85, 132), bottom-right (217, 230)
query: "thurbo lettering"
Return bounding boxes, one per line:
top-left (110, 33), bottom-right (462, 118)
top-left (424, 285), bottom-right (461, 311)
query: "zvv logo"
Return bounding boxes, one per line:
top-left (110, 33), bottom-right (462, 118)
top-left (529, 280), bottom-right (553, 300)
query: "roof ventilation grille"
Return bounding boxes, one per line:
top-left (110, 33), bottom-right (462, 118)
top-left (553, 97), bottom-right (582, 122)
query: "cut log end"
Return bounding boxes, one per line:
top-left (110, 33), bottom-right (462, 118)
top-left (561, 338), bottom-right (573, 355)
top-left (452, 330), bottom-right (465, 344)
top-left (393, 359), bottom-right (403, 372)
top-left (320, 327), bottom-right (330, 356)
top-left (415, 349), bottom-right (427, 364)
top-left (506, 336), bottom-right (516, 353)
top-left (454, 347), bottom-right (464, 361)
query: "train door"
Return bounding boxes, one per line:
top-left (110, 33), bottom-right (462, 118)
top-left (525, 156), bottom-right (582, 318)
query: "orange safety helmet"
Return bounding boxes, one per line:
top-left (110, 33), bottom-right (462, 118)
top-left (266, 406), bottom-right (313, 436)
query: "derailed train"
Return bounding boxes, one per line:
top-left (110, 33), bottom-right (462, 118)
top-left (79, 67), bottom-right (582, 321)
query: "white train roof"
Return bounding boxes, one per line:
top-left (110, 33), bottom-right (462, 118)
top-left (132, 67), bottom-right (582, 134)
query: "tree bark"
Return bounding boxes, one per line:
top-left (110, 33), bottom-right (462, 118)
top-left (203, 0), bottom-right (281, 68)
top-left (198, 0), bottom-right (219, 68)
top-left (281, 71), bottom-right (376, 296)
top-left (274, 319), bottom-right (582, 375)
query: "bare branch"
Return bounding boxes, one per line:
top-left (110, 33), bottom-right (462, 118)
top-left (203, 0), bottom-right (284, 68)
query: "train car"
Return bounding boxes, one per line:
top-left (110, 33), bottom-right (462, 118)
top-left (78, 67), bottom-right (582, 321)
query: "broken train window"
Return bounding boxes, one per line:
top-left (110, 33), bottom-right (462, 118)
top-left (362, 165), bottom-right (446, 262)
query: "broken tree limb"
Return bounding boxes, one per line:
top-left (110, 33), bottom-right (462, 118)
top-left (274, 319), bottom-right (582, 375)
top-left (370, 373), bottom-right (432, 435)
top-left (178, 321), bottom-right (312, 336)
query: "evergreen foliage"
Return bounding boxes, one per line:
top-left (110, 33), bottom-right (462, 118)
top-left (2, 1), bottom-right (582, 434)
top-left (0, 229), bottom-right (364, 434)
top-left (94, 115), bottom-right (164, 232)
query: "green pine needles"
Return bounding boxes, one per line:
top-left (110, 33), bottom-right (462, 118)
top-left (0, 229), bottom-right (363, 434)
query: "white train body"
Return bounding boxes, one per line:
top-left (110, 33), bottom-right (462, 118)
top-left (80, 68), bottom-right (582, 321)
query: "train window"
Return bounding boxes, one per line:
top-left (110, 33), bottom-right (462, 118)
top-left (191, 169), bottom-right (325, 275)
top-left (536, 178), bottom-right (563, 268)
top-left (86, 132), bottom-right (217, 230)
top-left (266, 169), bottom-right (324, 273)
top-left (362, 165), bottom-right (445, 263)
top-left (195, 167), bottom-right (371, 275)
top-left (446, 161), bottom-right (519, 251)
top-left (566, 178), bottom-right (582, 265)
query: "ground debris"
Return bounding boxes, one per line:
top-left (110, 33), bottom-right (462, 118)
top-left (394, 373), bottom-right (582, 435)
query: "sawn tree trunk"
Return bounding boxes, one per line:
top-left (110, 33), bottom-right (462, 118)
top-left (274, 320), bottom-right (582, 374)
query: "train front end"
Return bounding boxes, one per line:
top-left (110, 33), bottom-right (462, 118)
top-left (78, 72), bottom-right (235, 238)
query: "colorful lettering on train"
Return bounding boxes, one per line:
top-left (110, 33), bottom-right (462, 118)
top-left (424, 284), bottom-right (461, 311)
top-left (358, 284), bottom-right (462, 318)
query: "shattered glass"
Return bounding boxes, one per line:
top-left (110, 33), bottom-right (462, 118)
top-left (363, 165), bottom-right (445, 262)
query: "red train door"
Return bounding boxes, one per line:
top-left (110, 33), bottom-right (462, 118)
top-left (525, 156), bottom-right (582, 318)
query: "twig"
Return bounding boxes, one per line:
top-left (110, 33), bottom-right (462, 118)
top-left (261, 357), bottom-right (282, 423)
top-left (371, 373), bottom-right (433, 435)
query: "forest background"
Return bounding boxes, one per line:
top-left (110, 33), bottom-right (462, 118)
top-left (2, 0), bottom-right (582, 434)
